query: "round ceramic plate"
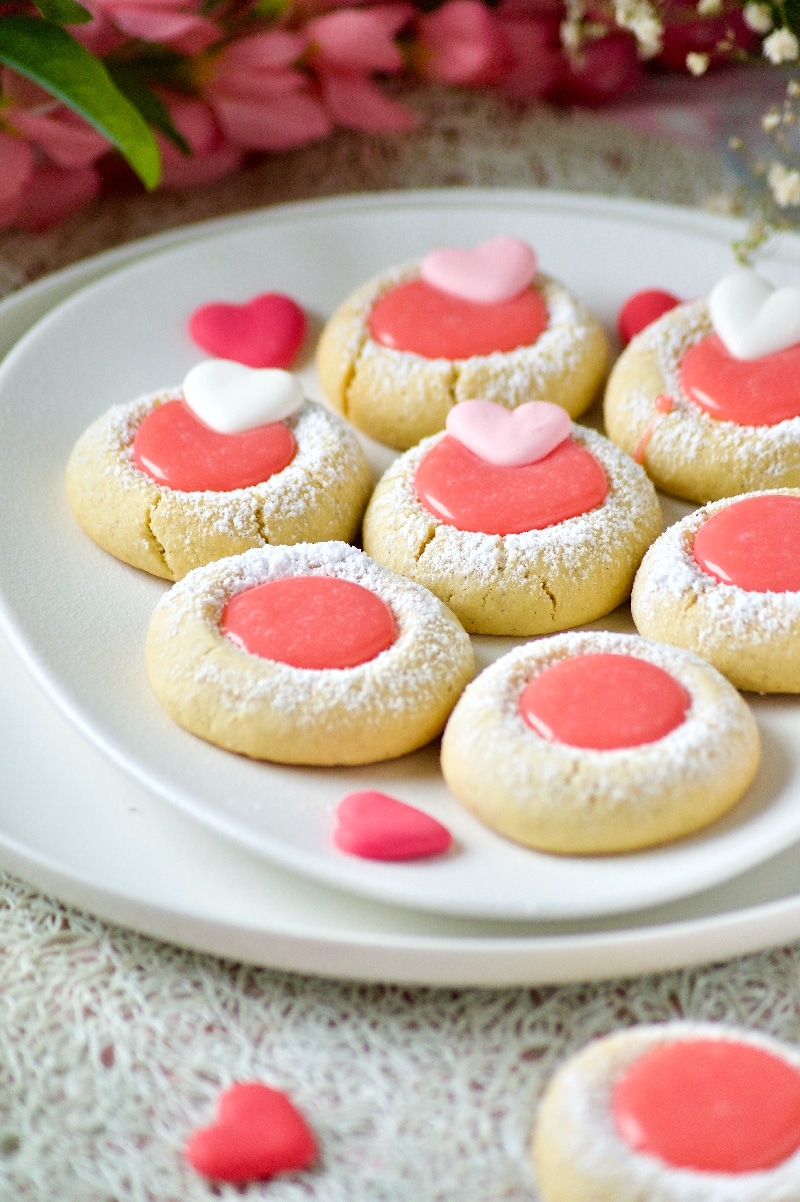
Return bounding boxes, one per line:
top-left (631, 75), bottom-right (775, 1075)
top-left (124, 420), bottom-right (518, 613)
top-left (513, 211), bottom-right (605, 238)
top-left (1, 190), bottom-right (799, 922)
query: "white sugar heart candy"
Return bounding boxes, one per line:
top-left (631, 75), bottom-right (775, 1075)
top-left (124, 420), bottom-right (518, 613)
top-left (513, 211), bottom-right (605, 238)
top-left (446, 399), bottom-right (571, 466)
top-left (709, 270), bottom-right (800, 360)
top-left (421, 237), bottom-right (537, 304)
top-left (182, 360), bottom-right (304, 433)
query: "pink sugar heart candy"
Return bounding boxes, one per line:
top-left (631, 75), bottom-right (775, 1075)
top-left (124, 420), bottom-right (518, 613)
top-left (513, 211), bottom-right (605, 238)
top-left (188, 293), bottom-right (307, 369)
top-left (446, 399), bottom-right (571, 467)
top-left (421, 237), bottom-right (537, 304)
top-left (185, 1082), bottom-right (317, 1183)
top-left (617, 289), bottom-right (681, 345)
top-left (333, 791), bottom-right (452, 861)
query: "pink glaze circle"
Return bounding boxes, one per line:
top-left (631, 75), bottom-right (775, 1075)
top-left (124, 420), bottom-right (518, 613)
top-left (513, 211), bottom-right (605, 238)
top-left (368, 278), bottom-right (548, 360)
top-left (413, 435), bottom-right (608, 535)
top-left (680, 333), bottom-right (800, 426)
top-left (221, 576), bottom-right (397, 670)
top-left (519, 653), bottom-right (690, 750)
top-left (133, 399), bottom-right (296, 492)
top-left (613, 1039), bottom-right (800, 1173)
top-left (693, 493), bottom-right (800, 593)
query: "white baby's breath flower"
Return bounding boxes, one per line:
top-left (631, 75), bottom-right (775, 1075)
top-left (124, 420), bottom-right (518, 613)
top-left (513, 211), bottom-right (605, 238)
top-left (768, 161), bottom-right (800, 206)
top-left (763, 27), bottom-right (799, 63)
top-left (686, 51), bottom-right (710, 74)
top-left (744, 2), bottom-right (773, 33)
top-left (560, 18), bottom-right (583, 50)
top-left (613, 0), bottom-right (663, 56)
top-left (762, 109), bottom-right (782, 130)
top-left (697, 0), bottom-right (721, 15)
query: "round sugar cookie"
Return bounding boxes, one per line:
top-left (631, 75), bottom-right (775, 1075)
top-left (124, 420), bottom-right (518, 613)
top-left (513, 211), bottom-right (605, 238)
top-left (316, 259), bottom-right (609, 451)
top-left (532, 1022), bottom-right (800, 1202)
top-left (362, 424), bottom-right (661, 636)
top-left (66, 388), bottom-right (373, 581)
top-left (632, 489), bottom-right (800, 693)
top-left (604, 297), bottom-right (800, 503)
top-left (146, 542), bottom-right (475, 766)
top-left (440, 630), bottom-right (759, 854)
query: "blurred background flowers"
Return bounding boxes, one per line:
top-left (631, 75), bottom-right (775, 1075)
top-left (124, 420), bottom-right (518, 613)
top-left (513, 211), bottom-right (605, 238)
top-left (0, 0), bottom-right (792, 232)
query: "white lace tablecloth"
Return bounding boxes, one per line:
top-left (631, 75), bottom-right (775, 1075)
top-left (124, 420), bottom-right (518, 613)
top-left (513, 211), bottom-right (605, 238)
top-left (2, 80), bottom-right (796, 1202)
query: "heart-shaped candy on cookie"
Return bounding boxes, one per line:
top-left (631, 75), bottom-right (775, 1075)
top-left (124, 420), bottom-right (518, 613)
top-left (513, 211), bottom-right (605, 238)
top-left (421, 236), bottom-right (537, 304)
top-left (709, 270), bottom-right (800, 360)
top-left (188, 293), bottom-right (307, 369)
top-left (183, 360), bottom-right (304, 434)
top-left (446, 399), bottom-right (571, 467)
top-left (185, 1082), bottom-right (317, 1183)
top-left (333, 790), bottom-right (452, 861)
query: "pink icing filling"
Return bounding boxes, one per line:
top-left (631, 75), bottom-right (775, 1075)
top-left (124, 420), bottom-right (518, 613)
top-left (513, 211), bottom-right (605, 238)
top-left (693, 493), bottom-right (800, 593)
top-left (519, 653), bottom-right (690, 750)
top-left (333, 791), bottom-right (452, 861)
top-left (133, 399), bottom-right (296, 492)
top-left (413, 435), bottom-right (607, 535)
top-left (680, 333), bottom-right (800, 426)
top-left (220, 576), bottom-right (397, 670)
top-left (368, 277), bottom-right (548, 360)
top-left (613, 1039), bottom-right (800, 1173)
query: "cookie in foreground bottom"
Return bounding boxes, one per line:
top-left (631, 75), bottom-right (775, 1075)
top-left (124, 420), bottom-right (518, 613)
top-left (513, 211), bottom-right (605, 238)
top-left (532, 1022), bottom-right (800, 1202)
top-left (146, 542), bottom-right (474, 765)
top-left (440, 631), bottom-right (759, 854)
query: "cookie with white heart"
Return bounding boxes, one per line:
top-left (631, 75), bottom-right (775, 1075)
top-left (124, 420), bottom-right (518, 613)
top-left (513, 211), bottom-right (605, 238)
top-left (362, 402), bottom-right (660, 636)
top-left (315, 238), bottom-right (610, 452)
top-left (604, 270), bottom-right (800, 503)
top-left (631, 489), bottom-right (800, 693)
top-left (532, 1022), bottom-right (800, 1202)
top-left (440, 630), bottom-right (759, 854)
top-left (66, 363), bottom-right (373, 581)
top-left (146, 541), bottom-right (474, 765)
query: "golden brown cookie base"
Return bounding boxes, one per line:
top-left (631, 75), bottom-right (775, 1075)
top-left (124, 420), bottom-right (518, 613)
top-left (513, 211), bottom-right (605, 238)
top-left (66, 392), bottom-right (373, 581)
top-left (317, 265), bottom-right (610, 451)
top-left (146, 542), bottom-right (475, 766)
top-left (440, 631), bottom-right (760, 854)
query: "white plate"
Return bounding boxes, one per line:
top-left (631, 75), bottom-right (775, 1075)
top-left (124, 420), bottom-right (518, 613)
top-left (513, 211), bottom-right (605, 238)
top-left (2, 190), bottom-right (800, 923)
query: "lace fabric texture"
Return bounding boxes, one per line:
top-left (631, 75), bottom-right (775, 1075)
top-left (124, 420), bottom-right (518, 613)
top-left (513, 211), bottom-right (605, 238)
top-left (0, 82), bottom-right (768, 1202)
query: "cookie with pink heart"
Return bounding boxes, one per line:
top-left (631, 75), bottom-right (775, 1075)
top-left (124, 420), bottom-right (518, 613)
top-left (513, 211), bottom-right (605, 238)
top-left (316, 241), bottom-right (610, 451)
top-left (362, 406), bottom-right (661, 637)
top-left (605, 270), bottom-right (800, 503)
top-left (66, 369), bottom-right (373, 582)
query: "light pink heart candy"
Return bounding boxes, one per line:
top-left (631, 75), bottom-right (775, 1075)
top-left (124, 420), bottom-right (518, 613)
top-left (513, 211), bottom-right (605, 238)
top-left (446, 399), bottom-right (571, 467)
top-left (421, 236), bottom-right (537, 304)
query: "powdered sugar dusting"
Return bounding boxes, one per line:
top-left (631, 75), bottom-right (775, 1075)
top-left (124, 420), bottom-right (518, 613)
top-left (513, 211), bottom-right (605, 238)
top-left (454, 630), bottom-right (754, 810)
top-left (619, 301), bottom-right (800, 484)
top-left (367, 426), bottom-right (659, 597)
top-left (633, 491), bottom-right (800, 646)
top-left (550, 1022), bottom-right (800, 1202)
top-left (152, 542), bottom-right (473, 724)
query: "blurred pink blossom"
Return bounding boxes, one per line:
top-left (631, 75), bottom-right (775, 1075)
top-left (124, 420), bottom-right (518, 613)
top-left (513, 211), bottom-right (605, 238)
top-left (414, 0), bottom-right (507, 85)
top-left (86, 0), bottom-right (220, 54)
top-left (307, 5), bottom-right (418, 131)
top-left (201, 31), bottom-right (332, 150)
top-left (155, 93), bottom-right (243, 188)
top-left (558, 28), bottom-right (643, 104)
top-left (494, 0), bottom-right (566, 100)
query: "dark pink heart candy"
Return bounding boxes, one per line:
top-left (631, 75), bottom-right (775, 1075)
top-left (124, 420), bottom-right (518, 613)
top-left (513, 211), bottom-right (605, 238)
top-left (188, 293), bottom-right (307, 369)
top-left (333, 790), bottom-right (452, 861)
top-left (617, 289), bottom-right (681, 345)
top-left (185, 1082), bottom-right (317, 1183)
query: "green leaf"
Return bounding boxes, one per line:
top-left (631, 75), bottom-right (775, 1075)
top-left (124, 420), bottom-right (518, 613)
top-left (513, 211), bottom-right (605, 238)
top-left (0, 17), bottom-right (161, 189)
top-left (34, 0), bottom-right (93, 25)
top-left (106, 64), bottom-right (191, 156)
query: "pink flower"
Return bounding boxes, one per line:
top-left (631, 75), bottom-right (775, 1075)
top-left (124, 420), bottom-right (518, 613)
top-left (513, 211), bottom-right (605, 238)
top-left (307, 6), bottom-right (418, 132)
top-left (201, 32), bottom-right (332, 151)
top-left (16, 163), bottom-right (101, 232)
top-left (1, 69), bottom-right (109, 168)
top-left (657, 0), bottom-right (759, 70)
top-left (86, 0), bottom-right (220, 54)
top-left (414, 0), bottom-right (507, 86)
top-left (155, 93), bottom-right (242, 188)
top-left (494, 0), bottom-right (566, 100)
top-left (557, 29), bottom-right (644, 105)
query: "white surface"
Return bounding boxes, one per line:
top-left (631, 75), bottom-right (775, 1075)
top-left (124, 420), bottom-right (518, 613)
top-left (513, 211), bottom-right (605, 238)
top-left (2, 191), bottom-right (800, 930)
